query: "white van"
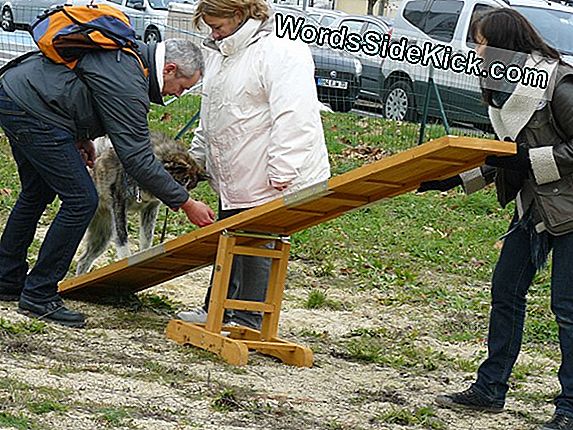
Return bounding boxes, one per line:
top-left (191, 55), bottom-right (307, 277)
top-left (380, 0), bottom-right (573, 127)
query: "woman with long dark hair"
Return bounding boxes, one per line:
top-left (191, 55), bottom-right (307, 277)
top-left (422, 9), bottom-right (573, 430)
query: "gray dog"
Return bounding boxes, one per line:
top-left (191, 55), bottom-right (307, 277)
top-left (75, 132), bottom-right (206, 275)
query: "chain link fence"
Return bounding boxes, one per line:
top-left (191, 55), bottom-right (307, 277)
top-left (0, 3), bottom-right (495, 148)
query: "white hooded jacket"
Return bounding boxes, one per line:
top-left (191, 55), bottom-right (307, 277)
top-left (190, 14), bottom-right (331, 210)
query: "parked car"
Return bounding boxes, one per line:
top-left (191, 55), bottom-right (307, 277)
top-left (165, 3), bottom-right (362, 111)
top-left (0, 0), bottom-right (168, 43)
top-left (95, 0), bottom-right (169, 42)
top-left (380, 0), bottom-right (573, 126)
top-left (0, 0), bottom-right (80, 31)
top-left (274, 6), bottom-right (363, 111)
top-left (306, 6), bottom-right (346, 26)
top-left (328, 14), bottom-right (392, 102)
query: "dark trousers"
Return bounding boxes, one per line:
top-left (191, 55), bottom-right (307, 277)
top-left (203, 205), bottom-right (271, 329)
top-left (473, 213), bottom-right (573, 417)
top-left (0, 86), bottom-right (98, 302)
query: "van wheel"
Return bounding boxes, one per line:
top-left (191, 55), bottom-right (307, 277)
top-left (1, 6), bottom-right (15, 32)
top-left (144, 28), bottom-right (161, 44)
top-left (383, 80), bottom-right (416, 121)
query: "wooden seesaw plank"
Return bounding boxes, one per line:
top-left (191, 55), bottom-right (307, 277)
top-left (59, 135), bottom-right (514, 298)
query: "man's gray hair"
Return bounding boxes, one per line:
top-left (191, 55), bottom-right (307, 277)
top-left (164, 39), bottom-right (204, 78)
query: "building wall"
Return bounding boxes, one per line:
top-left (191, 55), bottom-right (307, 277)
top-left (336, 0), bottom-right (367, 14)
top-left (335, 0), bottom-right (400, 17)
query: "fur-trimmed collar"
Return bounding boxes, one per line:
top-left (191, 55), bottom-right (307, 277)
top-left (489, 54), bottom-right (558, 140)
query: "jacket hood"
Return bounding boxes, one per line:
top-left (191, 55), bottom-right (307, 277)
top-left (138, 41), bottom-right (164, 105)
top-left (203, 13), bottom-right (274, 56)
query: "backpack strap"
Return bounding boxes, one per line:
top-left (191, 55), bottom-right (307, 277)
top-left (0, 50), bottom-right (41, 77)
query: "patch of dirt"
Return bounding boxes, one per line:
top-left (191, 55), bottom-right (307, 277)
top-left (0, 261), bottom-right (558, 429)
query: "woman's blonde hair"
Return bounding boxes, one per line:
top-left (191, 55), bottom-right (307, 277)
top-left (192, 0), bottom-right (269, 29)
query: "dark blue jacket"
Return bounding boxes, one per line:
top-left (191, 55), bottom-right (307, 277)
top-left (1, 43), bottom-right (188, 209)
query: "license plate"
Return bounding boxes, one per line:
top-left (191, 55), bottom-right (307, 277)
top-left (317, 78), bottom-right (349, 89)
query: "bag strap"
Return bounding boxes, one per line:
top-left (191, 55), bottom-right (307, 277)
top-left (0, 50), bottom-right (40, 77)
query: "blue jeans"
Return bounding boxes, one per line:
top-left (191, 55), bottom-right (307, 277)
top-left (473, 212), bottom-right (573, 417)
top-left (203, 205), bottom-right (272, 329)
top-left (0, 85), bottom-right (98, 303)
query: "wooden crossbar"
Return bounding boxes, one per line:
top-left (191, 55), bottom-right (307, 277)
top-left (57, 136), bottom-right (514, 366)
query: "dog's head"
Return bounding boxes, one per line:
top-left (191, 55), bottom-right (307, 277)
top-left (150, 132), bottom-right (209, 191)
top-left (163, 153), bottom-right (209, 191)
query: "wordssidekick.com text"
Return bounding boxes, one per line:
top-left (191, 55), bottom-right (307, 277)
top-left (275, 12), bottom-right (550, 90)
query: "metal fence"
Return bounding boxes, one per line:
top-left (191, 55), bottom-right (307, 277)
top-left (0, 4), bottom-right (494, 147)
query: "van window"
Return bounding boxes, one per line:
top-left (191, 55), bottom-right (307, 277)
top-left (126, 0), bottom-right (143, 8)
top-left (339, 19), bottom-right (366, 33)
top-left (515, 5), bottom-right (573, 55)
top-left (365, 22), bottom-right (387, 34)
top-left (424, 0), bottom-right (463, 42)
top-left (403, 0), bottom-right (427, 30)
top-left (466, 3), bottom-right (495, 45)
top-left (321, 16), bottom-right (336, 26)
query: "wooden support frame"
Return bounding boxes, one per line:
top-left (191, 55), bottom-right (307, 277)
top-left (166, 230), bottom-right (313, 367)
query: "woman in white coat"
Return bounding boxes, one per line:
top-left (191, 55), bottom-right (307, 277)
top-left (177, 0), bottom-right (331, 329)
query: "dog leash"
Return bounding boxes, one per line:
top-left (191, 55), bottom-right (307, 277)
top-left (175, 110), bottom-right (201, 141)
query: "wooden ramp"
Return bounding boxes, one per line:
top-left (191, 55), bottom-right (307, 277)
top-left (59, 135), bottom-right (514, 366)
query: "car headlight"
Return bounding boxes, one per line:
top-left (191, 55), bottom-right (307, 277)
top-left (353, 58), bottom-right (363, 76)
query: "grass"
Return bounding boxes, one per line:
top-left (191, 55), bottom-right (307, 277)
top-left (0, 101), bottom-right (562, 429)
top-left (0, 413), bottom-right (33, 430)
top-left (304, 289), bottom-right (342, 310)
top-left (343, 328), bottom-right (456, 372)
top-left (376, 406), bottom-right (446, 429)
top-left (211, 388), bottom-right (242, 412)
top-left (137, 293), bottom-right (181, 313)
top-left (0, 318), bottom-right (47, 335)
top-left (27, 400), bottom-right (67, 414)
top-left (96, 407), bottom-right (132, 427)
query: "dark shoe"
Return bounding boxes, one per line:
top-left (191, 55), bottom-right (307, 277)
top-left (18, 297), bottom-right (86, 328)
top-left (0, 286), bottom-right (22, 301)
top-left (435, 386), bottom-right (504, 413)
top-left (541, 413), bottom-right (573, 430)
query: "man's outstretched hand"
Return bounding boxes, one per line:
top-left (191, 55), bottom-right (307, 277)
top-left (179, 198), bottom-right (215, 227)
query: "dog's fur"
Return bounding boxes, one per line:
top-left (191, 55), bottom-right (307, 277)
top-left (76, 132), bottom-right (206, 275)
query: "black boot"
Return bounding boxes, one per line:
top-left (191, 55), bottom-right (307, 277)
top-left (435, 386), bottom-right (504, 413)
top-left (19, 297), bottom-right (86, 328)
top-left (541, 414), bottom-right (573, 430)
top-left (0, 285), bottom-right (22, 301)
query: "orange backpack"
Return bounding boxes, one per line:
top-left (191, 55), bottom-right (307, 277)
top-left (28, 3), bottom-right (148, 75)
